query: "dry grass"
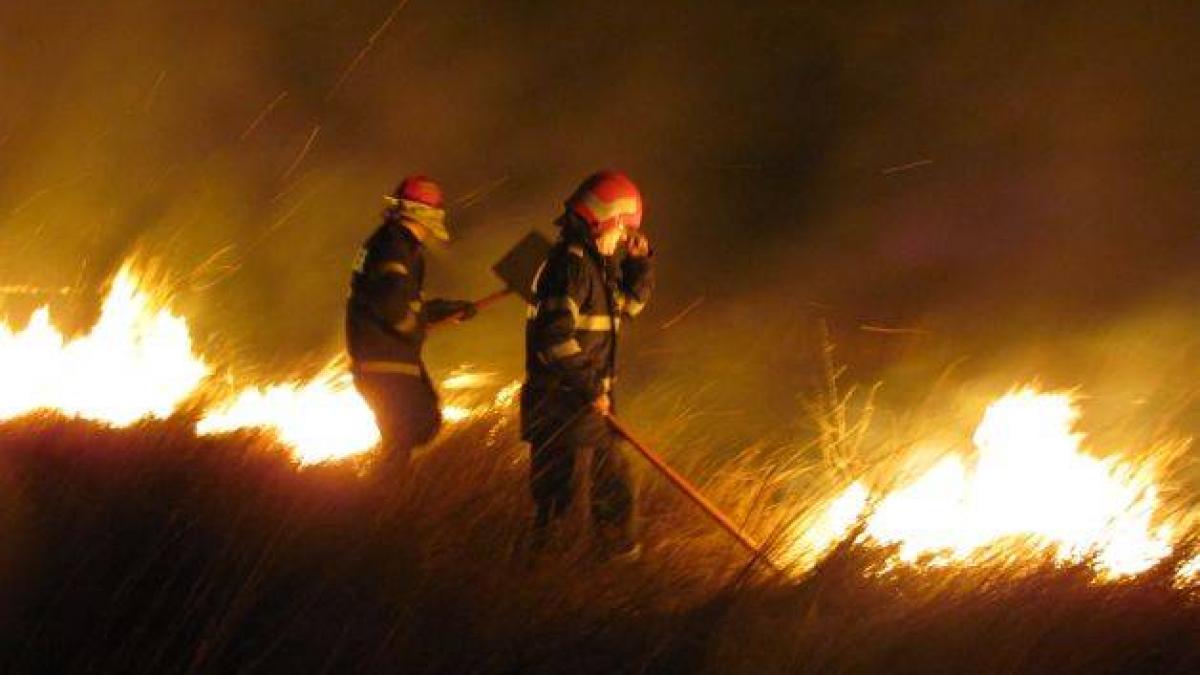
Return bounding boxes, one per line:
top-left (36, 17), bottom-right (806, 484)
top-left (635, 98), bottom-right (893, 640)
top-left (0, 405), bottom-right (1196, 674)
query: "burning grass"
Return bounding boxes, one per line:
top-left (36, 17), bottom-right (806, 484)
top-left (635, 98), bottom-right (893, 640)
top-left (0, 407), bottom-right (1197, 674)
top-left (1, 261), bottom-right (1197, 671)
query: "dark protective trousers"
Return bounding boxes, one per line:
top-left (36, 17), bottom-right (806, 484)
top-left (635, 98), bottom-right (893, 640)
top-left (353, 370), bottom-right (441, 475)
top-left (527, 410), bottom-right (635, 549)
top-left (522, 384), bottom-right (636, 549)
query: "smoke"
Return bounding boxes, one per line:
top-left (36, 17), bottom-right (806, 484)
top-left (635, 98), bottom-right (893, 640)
top-left (1, 1), bottom-right (1196, 445)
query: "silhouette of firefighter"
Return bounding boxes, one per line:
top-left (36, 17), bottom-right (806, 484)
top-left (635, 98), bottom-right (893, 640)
top-left (346, 175), bottom-right (477, 477)
top-left (521, 171), bottom-right (654, 558)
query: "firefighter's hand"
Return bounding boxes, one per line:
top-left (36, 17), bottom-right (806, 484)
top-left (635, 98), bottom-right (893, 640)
top-left (626, 232), bottom-right (651, 258)
top-left (454, 301), bottom-right (478, 321)
top-left (593, 394), bottom-right (612, 415)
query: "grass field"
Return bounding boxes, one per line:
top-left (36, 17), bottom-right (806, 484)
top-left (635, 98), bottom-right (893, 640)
top-left (0, 405), bottom-right (1196, 674)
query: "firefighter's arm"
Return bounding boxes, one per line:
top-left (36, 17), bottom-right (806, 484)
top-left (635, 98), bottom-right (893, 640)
top-left (530, 254), bottom-right (603, 402)
top-left (616, 234), bottom-right (654, 319)
top-left (365, 247), bottom-right (424, 341)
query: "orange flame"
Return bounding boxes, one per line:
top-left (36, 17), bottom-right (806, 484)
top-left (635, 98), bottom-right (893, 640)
top-left (1179, 554), bottom-right (1200, 584)
top-left (0, 263), bottom-right (209, 426)
top-left (196, 365), bottom-right (515, 464)
top-left (0, 263), bottom-right (518, 463)
top-left (196, 365), bottom-right (382, 465)
top-left (2, 263), bottom-right (1193, 584)
top-left (792, 388), bottom-right (1183, 579)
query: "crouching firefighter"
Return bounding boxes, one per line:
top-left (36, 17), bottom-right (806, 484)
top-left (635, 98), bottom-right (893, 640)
top-left (346, 175), bottom-right (477, 477)
top-left (521, 171), bottom-right (654, 558)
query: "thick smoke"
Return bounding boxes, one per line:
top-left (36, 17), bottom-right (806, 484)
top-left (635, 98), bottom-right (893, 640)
top-left (1, 1), bottom-right (1196, 450)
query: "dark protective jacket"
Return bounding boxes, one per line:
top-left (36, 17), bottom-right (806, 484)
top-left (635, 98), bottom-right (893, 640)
top-left (345, 219), bottom-right (462, 377)
top-left (521, 216), bottom-right (654, 445)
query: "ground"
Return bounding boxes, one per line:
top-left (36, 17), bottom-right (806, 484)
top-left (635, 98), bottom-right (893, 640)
top-left (0, 411), bottom-right (1196, 674)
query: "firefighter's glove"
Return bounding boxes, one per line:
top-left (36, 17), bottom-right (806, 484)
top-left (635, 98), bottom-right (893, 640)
top-left (626, 232), bottom-right (652, 258)
top-left (455, 301), bottom-right (479, 321)
top-left (593, 394), bottom-right (612, 415)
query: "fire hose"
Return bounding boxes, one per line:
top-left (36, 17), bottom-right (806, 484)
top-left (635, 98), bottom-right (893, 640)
top-left (604, 413), bottom-right (784, 574)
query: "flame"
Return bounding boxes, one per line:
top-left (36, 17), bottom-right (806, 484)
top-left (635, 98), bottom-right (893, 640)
top-left (196, 365), bottom-right (381, 465)
top-left (3, 263), bottom-right (1192, 579)
top-left (788, 482), bottom-right (869, 568)
top-left (0, 264), bottom-right (209, 426)
top-left (0, 262), bottom-right (517, 463)
top-left (1179, 555), bottom-right (1200, 585)
top-left (439, 366), bottom-right (511, 426)
top-left (197, 365), bottom-right (515, 464)
top-left (794, 388), bottom-right (1178, 578)
top-left (441, 367), bottom-right (497, 391)
top-left (441, 405), bottom-right (474, 424)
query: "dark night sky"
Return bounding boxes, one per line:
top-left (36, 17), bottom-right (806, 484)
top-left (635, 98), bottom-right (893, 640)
top-left (1, 1), bottom-right (1197, 443)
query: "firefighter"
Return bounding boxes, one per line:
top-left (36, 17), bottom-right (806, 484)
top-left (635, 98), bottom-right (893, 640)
top-left (521, 170), bottom-right (654, 559)
top-left (346, 175), bottom-right (477, 477)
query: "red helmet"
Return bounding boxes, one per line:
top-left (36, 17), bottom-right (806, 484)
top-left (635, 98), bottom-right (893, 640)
top-left (566, 171), bottom-right (643, 233)
top-left (391, 175), bottom-right (444, 208)
top-left (385, 175), bottom-right (449, 241)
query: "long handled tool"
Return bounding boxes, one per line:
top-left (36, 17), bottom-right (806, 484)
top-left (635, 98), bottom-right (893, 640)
top-left (428, 231), bottom-right (552, 329)
top-left (604, 413), bottom-right (784, 574)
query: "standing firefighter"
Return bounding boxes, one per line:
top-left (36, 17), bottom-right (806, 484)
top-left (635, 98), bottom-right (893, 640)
top-left (346, 175), bottom-right (477, 477)
top-left (521, 171), bottom-right (654, 558)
